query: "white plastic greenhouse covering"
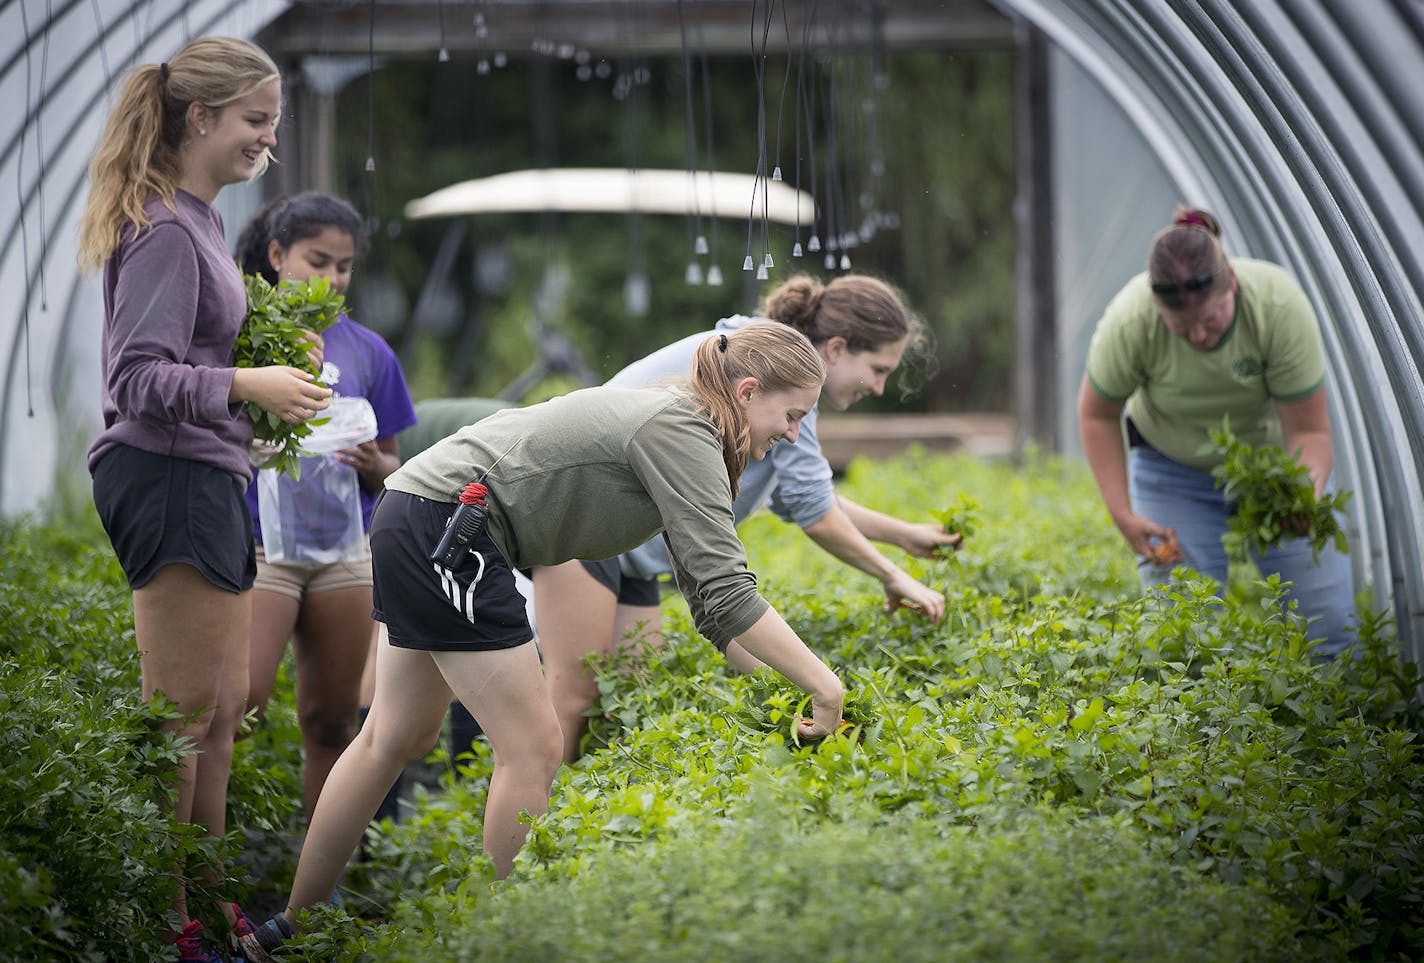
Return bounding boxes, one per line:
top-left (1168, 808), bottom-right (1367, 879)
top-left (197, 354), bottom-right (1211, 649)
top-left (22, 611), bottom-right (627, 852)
top-left (2, 0), bottom-right (1421, 662)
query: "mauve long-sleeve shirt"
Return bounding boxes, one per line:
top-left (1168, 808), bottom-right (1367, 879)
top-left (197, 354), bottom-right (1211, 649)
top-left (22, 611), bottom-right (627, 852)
top-left (87, 189), bottom-right (255, 485)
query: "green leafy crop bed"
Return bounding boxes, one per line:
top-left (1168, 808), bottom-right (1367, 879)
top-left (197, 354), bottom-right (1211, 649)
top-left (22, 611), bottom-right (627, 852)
top-left (3, 451), bottom-right (1421, 961)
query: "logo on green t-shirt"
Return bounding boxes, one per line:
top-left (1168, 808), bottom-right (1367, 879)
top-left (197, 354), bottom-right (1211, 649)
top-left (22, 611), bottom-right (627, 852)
top-left (1233, 356), bottom-right (1265, 379)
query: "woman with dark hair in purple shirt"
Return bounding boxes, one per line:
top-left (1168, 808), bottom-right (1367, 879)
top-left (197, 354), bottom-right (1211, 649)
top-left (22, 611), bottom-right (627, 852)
top-left (77, 36), bottom-right (331, 962)
top-left (234, 192), bottom-right (417, 824)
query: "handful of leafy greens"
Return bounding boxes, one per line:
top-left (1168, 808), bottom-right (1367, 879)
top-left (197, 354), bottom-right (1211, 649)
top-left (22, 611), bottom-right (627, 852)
top-left (234, 274), bottom-right (346, 479)
top-left (1203, 416), bottom-right (1351, 563)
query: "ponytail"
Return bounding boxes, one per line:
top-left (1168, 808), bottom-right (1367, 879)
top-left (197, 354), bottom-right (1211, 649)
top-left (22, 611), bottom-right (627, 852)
top-left (1147, 205), bottom-right (1228, 306)
top-left (761, 272), bottom-right (937, 396)
top-left (78, 37), bottom-right (280, 273)
top-left (685, 320), bottom-right (824, 497)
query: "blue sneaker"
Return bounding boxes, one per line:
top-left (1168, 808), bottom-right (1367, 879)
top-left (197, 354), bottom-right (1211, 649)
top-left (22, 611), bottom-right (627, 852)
top-left (236, 915), bottom-right (293, 963)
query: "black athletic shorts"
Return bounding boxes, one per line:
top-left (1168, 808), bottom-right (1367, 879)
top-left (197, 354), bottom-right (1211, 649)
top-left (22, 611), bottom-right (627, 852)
top-left (579, 557), bottom-right (662, 607)
top-left (91, 444), bottom-right (256, 593)
top-left (370, 490), bottom-right (534, 652)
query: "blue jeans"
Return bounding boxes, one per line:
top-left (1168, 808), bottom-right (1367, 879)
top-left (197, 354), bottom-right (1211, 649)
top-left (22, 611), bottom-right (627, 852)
top-left (1129, 446), bottom-right (1356, 658)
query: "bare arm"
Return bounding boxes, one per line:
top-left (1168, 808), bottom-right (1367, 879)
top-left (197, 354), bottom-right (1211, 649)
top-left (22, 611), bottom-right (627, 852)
top-left (1276, 387), bottom-right (1333, 497)
top-left (727, 607), bottom-right (843, 735)
top-left (802, 502), bottom-right (946, 621)
top-left (1076, 375), bottom-right (1171, 558)
top-left (838, 496), bottom-right (961, 557)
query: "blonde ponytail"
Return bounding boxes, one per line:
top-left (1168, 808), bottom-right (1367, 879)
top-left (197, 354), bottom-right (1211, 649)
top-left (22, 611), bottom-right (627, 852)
top-left (686, 321), bottom-right (825, 496)
top-left (78, 37), bottom-right (279, 273)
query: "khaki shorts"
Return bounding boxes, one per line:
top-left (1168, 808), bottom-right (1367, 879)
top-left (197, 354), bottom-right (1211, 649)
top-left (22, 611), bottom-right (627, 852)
top-left (253, 541), bottom-right (373, 601)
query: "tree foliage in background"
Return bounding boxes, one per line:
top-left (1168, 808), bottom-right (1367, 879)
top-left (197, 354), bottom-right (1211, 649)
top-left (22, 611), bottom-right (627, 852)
top-left (331, 49), bottom-right (1015, 409)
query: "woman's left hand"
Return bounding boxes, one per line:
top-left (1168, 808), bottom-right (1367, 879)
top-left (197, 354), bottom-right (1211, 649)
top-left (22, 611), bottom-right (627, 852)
top-left (899, 522), bottom-right (961, 558)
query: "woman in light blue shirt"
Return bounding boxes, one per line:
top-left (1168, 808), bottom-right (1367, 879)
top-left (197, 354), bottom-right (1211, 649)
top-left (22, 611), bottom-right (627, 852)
top-left (536, 274), bottom-right (959, 760)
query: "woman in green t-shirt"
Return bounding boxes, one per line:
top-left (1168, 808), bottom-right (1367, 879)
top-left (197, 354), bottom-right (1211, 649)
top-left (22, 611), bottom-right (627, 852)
top-left (1077, 206), bottom-right (1355, 659)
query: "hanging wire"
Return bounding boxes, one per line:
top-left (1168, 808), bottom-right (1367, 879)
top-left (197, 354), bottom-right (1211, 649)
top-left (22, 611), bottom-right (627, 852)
top-left (35, 0), bottom-right (52, 310)
top-left (745, 0), bottom-right (776, 276)
top-left (697, 38), bottom-right (723, 284)
top-left (437, 0), bottom-right (450, 61)
top-left (365, 0), bottom-right (377, 172)
top-left (677, 0), bottom-right (705, 283)
top-left (17, 0), bottom-right (35, 415)
top-left (822, 6), bottom-right (851, 272)
top-left (802, 2), bottom-right (822, 257)
top-left (771, 0), bottom-right (793, 184)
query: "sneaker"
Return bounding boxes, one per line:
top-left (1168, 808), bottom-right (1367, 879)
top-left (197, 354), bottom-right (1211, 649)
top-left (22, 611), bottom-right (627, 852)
top-left (229, 903), bottom-right (255, 939)
top-left (172, 919), bottom-right (224, 962)
top-left (236, 915), bottom-right (294, 963)
top-left (227, 903), bottom-right (255, 960)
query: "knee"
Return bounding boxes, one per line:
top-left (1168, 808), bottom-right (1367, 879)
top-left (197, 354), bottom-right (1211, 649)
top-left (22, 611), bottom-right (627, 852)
top-left (299, 709), bottom-right (358, 752)
top-left (361, 717), bottom-right (442, 768)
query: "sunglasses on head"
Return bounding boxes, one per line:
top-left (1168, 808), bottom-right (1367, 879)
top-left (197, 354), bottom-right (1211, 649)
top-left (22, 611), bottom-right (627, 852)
top-left (1150, 262), bottom-right (1226, 300)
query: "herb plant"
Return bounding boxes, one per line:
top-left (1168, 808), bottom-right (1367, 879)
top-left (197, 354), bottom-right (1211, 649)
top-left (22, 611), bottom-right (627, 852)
top-left (1203, 417), bottom-right (1352, 562)
top-left (930, 490), bottom-right (980, 556)
top-left (234, 274), bottom-right (346, 479)
top-left (9, 452), bottom-right (1421, 961)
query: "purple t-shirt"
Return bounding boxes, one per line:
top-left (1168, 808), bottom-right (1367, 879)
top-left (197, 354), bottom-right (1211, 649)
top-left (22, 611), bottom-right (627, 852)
top-left (245, 316), bottom-right (417, 541)
top-left (87, 190), bottom-right (253, 483)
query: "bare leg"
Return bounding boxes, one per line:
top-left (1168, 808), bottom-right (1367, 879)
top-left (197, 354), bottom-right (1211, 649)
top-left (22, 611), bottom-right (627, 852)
top-left (282, 638), bottom-right (560, 919)
top-left (432, 643), bottom-right (563, 875)
top-left (534, 562), bottom-right (621, 761)
top-left (285, 640), bottom-right (449, 913)
top-left (132, 564), bottom-right (251, 924)
top-left (291, 585), bottom-right (372, 820)
top-left (247, 588), bottom-right (299, 715)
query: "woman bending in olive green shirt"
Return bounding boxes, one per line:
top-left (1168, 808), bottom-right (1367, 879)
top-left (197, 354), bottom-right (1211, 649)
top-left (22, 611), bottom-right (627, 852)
top-left (242, 321), bottom-right (845, 960)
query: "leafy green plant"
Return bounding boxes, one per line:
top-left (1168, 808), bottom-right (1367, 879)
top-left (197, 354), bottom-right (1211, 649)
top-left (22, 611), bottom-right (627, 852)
top-left (8, 452), bottom-right (1422, 961)
top-left (930, 490), bottom-right (980, 556)
top-left (1203, 417), bottom-right (1352, 562)
top-left (234, 274), bottom-right (346, 479)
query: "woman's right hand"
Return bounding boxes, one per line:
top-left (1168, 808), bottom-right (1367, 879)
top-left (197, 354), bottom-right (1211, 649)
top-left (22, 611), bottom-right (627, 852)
top-left (796, 688), bottom-right (845, 741)
top-left (1115, 511), bottom-right (1175, 561)
top-left (231, 366), bottom-right (333, 423)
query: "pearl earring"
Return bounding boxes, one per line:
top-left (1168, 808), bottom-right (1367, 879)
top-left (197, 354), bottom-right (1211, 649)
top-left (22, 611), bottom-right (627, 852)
top-left (199, 128), bottom-right (207, 136)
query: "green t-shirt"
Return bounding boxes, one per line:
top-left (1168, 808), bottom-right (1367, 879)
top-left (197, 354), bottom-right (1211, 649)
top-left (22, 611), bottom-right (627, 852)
top-left (1084, 258), bottom-right (1326, 470)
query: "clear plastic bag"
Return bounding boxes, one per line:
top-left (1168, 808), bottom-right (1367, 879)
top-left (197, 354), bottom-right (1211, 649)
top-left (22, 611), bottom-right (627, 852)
top-left (258, 397), bottom-right (377, 564)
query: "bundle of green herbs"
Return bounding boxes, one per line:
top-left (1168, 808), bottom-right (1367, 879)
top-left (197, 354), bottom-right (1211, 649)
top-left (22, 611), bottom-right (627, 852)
top-left (1203, 417), bottom-right (1352, 563)
top-left (234, 274), bottom-right (346, 479)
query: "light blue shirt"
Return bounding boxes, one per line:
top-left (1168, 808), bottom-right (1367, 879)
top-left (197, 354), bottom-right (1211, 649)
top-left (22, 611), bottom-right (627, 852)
top-left (609, 315), bottom-right (836, 579)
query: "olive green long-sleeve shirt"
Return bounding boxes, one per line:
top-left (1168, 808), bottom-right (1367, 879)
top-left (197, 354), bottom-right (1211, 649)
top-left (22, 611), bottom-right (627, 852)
top-left (385, 385), bottom-right (769, 650)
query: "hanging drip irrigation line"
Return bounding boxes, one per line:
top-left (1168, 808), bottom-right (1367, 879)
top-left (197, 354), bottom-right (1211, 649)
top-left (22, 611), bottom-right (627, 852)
top-left (822, 3), bottom-right (851, 271)
top-left (677, 0), bottom-right (705, 283)
top-left (771, 0), bottom-right (793, 185)
top-left (745, 0), bottom-right (776, 279)
top-left (792, 0), bottom-right (822, 258)
top-left (801, 3), bottom-right (822, 257)
top-left (697, 37), bottom-right (723, 284)
top-left (436, 0), bottom-right (450, 61)
top-left (365, 0), bottom-right (376, 173)
top-left (35, 0), bottom-right (51, 311)
top-left (17, 0), bottom-right (34, 415)
top-left (862, 0), bottom-right (887, 242)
